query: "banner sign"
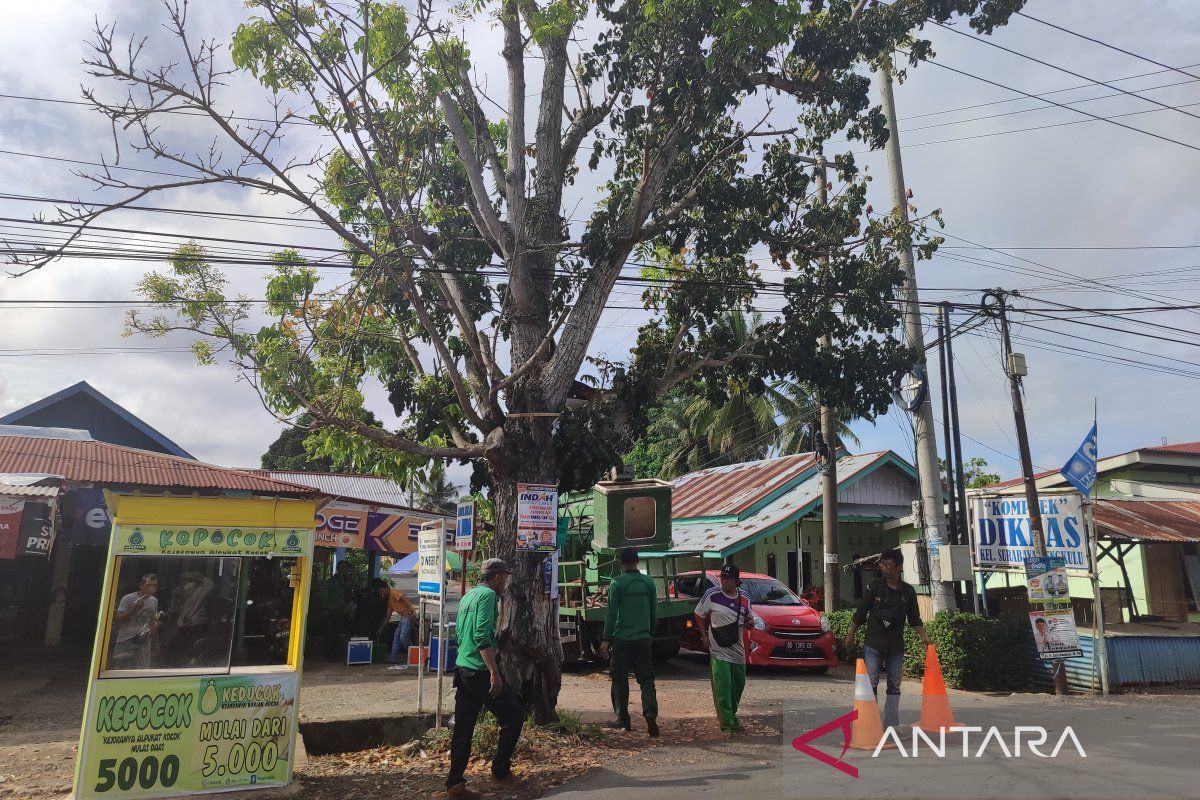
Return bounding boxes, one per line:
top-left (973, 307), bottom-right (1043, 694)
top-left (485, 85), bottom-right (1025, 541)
top-left (71, 489), bottom-right (112, 542)
top-left (1029, 609), bottom-right (1083, 660)
top-left (455, 502), bottom-right (475, 552)
top-left (314, 502), bottom-right (367, 549)
top-left (76, 672), bottom-right (298, 799)
top-left (417, 525), bottom-right (445, 597)
top-left (113, 525), bottom-right (310, 558)
top-left (971, 493), bottom-right (1090, 571)
top-left (0, 497), bottom-right (24, 560)
top-left (17, 500), bottom-right (55, 557)
top-left (516, 483), bottom-right (558, 552)
top-left (1025, 556), bottom-right (1070, 606)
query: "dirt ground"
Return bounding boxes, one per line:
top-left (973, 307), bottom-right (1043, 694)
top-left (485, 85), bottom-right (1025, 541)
top-left (6, 648), bottom-right (1172, 800)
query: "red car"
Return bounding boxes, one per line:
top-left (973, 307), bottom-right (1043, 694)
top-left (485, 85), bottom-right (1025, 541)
top-left (673, 570), bottom-right (839, 671)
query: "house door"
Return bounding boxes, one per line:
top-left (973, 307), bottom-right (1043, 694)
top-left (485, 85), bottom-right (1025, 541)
top-left (787, 550), bottom-right (799, 593)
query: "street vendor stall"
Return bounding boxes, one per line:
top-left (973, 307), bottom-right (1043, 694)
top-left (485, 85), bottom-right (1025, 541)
top-left (72, 494), bottom-right (316, 799)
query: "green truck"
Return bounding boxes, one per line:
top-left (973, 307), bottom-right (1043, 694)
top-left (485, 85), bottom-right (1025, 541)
top-left (556, 477), bottom-right (707, 665)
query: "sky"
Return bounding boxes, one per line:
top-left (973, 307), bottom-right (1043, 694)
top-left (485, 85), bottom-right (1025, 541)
top-left (2, 1), bottom-right (1200, 490)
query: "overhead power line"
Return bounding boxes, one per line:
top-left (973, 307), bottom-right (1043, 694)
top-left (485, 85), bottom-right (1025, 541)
top-left (1014, 12), bottom-right (1200, 82)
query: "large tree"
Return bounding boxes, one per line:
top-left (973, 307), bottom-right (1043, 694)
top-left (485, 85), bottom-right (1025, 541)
top-left (20, 0), bottom-right (1024, 721)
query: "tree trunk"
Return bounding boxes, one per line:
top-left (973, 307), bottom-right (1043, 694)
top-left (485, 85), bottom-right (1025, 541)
top-left (488, 415), bottom-right (562, 725)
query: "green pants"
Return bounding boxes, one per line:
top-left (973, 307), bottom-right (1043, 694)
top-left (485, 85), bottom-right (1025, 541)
top-left (709, 656), bottom-right (747, 732)
top-left (610, 638), bottom-right (658, 725)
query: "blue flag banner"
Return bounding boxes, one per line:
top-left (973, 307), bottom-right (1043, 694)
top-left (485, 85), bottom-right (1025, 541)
top-left (1061, 423), bottom-right (1098, 495)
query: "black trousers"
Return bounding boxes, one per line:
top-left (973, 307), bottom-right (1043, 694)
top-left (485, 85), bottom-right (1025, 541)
top-left (446, 667), bottom-right (524, 788)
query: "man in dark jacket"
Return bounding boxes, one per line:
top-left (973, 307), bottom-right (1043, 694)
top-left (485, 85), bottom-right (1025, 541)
top-left (844, 547), bottom-right (931, 729)
top-left (600, 547), bottom-right (660, 736)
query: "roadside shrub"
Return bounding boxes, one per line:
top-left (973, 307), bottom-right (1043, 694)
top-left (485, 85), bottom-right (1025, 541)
top-left (828, 609), bottom-right (1027, 692)
top-left (904, 611), bottom-right (1028, 692)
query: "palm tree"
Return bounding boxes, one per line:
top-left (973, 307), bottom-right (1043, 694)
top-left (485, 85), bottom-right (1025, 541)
top-left (640, 310), bottom-right (861, 479)
top-left (409, 462), bottom-right (459, 513)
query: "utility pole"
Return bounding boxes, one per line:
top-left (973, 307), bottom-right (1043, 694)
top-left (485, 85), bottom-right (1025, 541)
top-left (936, 306), bottom-right (960, 545)
top-left (985, 291), bottom-right (1046, 551)
top-left (815, 151), bottom-right (841, 614)
top-left (943, 303), bottom-right (978, 613)
top-left (985, 289), bottom-right (1065, 694)
top-left (878, 61), bottom-right (954, 613)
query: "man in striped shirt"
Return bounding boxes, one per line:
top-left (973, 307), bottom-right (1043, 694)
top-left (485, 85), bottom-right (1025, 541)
top-left (694, 563), bottom-right (762, 734)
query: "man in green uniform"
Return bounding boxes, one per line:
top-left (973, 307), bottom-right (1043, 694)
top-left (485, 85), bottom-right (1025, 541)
top-left (446, 558), bottom-right (524, 800)
top-left (600, 547), bottom-right (660, 736)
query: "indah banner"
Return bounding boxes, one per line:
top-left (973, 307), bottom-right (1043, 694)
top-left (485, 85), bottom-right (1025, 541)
top-left (970, 493), bottom-right (1090, 572)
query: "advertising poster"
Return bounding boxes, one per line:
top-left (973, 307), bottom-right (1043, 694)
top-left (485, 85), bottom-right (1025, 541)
top-left (418, 526), bottom-right (445, 597)
top-left (17, 500), bottom-right (54, 557)
top-left (972, 493), bottom-right (1090, 571)
top-left (0, 497), bottom-right (24, 560)
top-left (455, 501), bottom-right (475, 552)
top-left (1025, 556), bottom-right (1071, 605)
top-left (516, 483), bottom-right (558, 552)
top-left (1029, 609), bottom-right (1083, 660)
top-left (76, 673), bottom-right (298, 799)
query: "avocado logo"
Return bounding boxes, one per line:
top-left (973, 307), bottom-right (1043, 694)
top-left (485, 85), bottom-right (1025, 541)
top-left (124, 529), bottom-right (146, 552)
top-left (199, 679), bottom-right (220, 716)
top-left (285, 532), bottom-right (300, 551)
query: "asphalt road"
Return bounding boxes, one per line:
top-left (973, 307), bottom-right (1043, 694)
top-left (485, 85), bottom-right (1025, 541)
top-left (546, 689), bottom-right (1200, 800)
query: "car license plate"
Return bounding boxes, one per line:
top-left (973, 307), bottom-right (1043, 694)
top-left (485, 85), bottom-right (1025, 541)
top-left (785, 641), bottom-right (813, 653)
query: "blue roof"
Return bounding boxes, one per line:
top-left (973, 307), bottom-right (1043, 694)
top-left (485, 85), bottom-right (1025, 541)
top-left (0, 381), bottom-right (193, 459)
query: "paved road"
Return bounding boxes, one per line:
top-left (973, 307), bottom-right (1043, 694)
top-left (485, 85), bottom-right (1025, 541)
top-left (547, 689), bottom-right (1200, 800)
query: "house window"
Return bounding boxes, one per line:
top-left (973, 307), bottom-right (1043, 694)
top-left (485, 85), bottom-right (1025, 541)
top-left (852, 554), bottom-right (864, 599)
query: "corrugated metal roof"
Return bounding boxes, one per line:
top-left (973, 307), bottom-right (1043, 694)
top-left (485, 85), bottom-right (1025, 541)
top-left (669, 452), bottom-right (891, 554)
top-left (671, 453), bottom-right (819, 519)
top-left (1093, 499), bottom-right (1200, 542)
top-left (0, 435), bottom-right (318, 495)
top-left (1142, 441), bottom-right (1200, 455)
top-left (0, 482), bottom-right (63, 498)
top-left (253, 470), bottom-right (414, 509)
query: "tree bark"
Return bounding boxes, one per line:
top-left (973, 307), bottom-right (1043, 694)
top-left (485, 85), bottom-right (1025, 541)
top-left (488, 415), bottom-right (562, 726)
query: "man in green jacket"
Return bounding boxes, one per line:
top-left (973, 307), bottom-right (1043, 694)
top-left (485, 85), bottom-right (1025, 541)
top-left (600, 547), bottom-right (660, 736)
top-left (446, 558), bottom-right (524, 800)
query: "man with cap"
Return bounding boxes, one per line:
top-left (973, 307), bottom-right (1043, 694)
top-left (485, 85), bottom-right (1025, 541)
top-left (694, 563), bottom-right (762, 735)
top-left (599, 546), bottom-right (660, 736)
top-left (445, 558), bottom-right (525, 800)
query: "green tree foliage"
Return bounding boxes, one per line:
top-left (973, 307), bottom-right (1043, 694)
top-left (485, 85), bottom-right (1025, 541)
top-left (50, 0), bottom-right (1026, 722)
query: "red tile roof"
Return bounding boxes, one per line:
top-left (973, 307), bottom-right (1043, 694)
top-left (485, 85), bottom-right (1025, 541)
top-left (1141, 441), bottom-right (1200, 455)
top-left (1093, 499), bottom-right (1200, 543)
top-left (0, 435), bottom-right (319, 495)
top-left (671, 453), bottom-right (819, 519)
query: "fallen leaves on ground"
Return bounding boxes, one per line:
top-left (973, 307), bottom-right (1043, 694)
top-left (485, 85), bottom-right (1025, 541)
top-left (295, 717), bottom-right (643, 799)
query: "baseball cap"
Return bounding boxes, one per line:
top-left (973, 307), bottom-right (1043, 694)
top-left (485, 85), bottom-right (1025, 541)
top-left (619, 546), bottom-right (639, 564)
top-left (481, 557), bottom-right (514, 577)
top-left (719, 563), bottom-right (741, 582)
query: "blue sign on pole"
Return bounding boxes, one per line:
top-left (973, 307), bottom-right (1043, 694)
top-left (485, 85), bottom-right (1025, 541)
top-left (455, 501), bottom-right (475, 552)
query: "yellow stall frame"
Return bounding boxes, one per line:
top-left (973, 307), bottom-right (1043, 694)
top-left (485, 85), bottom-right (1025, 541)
top-left (72, 494), bottom-right (315, 799)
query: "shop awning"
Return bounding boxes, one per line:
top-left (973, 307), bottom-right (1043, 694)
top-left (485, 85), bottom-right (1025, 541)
top-left (1093, 499), bottom-right (1200, 543)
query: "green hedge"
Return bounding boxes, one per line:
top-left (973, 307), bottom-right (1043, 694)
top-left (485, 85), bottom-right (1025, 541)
top-left (826, 609), bottom-right (1027, 692)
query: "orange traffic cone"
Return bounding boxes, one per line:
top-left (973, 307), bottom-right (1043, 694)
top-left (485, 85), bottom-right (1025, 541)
top-left (849, 658), bottom-right (894, 750)
top-left (913, 643), bottom-right (962, 732)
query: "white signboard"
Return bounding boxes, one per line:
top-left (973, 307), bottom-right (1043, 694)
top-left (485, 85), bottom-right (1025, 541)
top-left (455, 501), bottom-right (475, 552)
top-left (971, 492), bottom-right (1090, 572)
top-left (516, 482), bottom-right (558, 552)
top-left (417, 523), bottom-right (445, 598)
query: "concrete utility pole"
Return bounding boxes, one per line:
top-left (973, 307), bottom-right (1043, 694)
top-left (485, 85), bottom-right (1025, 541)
top-left (877, 61), bottom-right (954, 613)
top-left (815, 152), bottom-right (841, 614)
